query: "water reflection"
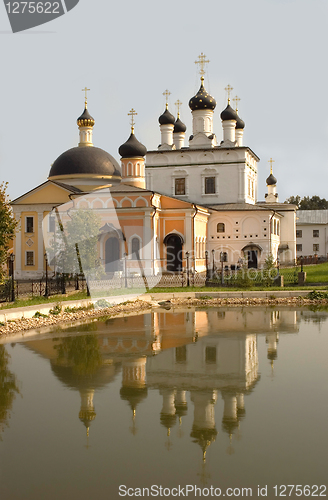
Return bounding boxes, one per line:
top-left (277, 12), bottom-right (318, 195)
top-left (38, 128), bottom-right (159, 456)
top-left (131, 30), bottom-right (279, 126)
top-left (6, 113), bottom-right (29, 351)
top-left (1, 306), bottom-right (327, 498)
top-left (14, 308), bottom-right (299, 444)
top-left (0, 345), bottom-right (20, 440)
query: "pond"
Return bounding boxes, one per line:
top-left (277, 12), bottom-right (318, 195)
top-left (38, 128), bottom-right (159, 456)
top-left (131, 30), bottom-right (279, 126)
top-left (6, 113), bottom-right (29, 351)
top-left (0, 306), bottom-right (328, 499)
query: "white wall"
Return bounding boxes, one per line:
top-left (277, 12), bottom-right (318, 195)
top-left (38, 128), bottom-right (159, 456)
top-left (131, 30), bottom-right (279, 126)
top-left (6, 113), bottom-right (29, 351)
top-left (296, 223), bottom-right (328, 257)
top-left (146, 147), bottom-right (258, 206)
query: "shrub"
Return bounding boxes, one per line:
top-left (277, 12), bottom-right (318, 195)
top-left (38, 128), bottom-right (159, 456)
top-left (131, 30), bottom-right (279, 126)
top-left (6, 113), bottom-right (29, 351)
top-left (49, 303), bottom-right (62, 315)
top-left (33, 311), bottom-right (48, 318)
top-left (94, 299), bottom-right (111, 309)
top-left (306, 290), bottom-right (328, 300)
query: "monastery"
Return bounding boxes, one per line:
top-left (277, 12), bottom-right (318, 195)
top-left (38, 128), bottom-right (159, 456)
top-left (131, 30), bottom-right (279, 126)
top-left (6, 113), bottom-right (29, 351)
top-left (11, 54), bottom-right (297, 280)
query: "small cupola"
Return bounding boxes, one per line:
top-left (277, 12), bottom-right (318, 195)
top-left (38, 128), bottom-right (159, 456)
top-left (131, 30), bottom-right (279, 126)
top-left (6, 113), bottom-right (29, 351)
top-left (119, 131), bottom-right (147, 158)
top-left (220, 85), bottom-right (238, 145)
top-left (120, 108), bottom-right (147, 189)
top-left (48, 89), bottom-right (121, 192)
top-left (77, 87), bottom-right (95, 147)
top-left (189, 77), bottom-right (216, 111)
top-left (265, 158), bottom-right (279, 203)
top-left (158, 89), bottom-right (175, 149)
top-left (159, 107), bottom-right (175, 125)
top-left (173, 99), bottom-right (186, 149)
top-left (233, 96), bottom-right (245, 146)
top-left (189, 53), bottom-right (217, 148)
top-left (173, 117), bottom-right (186, 133)
top-left (220, 103), bottom-right (238, 121)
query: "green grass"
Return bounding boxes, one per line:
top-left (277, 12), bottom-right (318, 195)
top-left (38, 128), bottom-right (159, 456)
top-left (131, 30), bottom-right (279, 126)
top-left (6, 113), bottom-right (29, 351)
top-left (0, 291), bottom-right (88, 310)
top-left (147, 285), bottom-right (328, 293)
top-left (295, 262), bottom-right (328, 283)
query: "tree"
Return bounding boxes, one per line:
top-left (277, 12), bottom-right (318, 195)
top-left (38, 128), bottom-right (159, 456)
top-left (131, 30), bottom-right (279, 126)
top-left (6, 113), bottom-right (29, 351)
top-left (285, 195), bottom-right (328, 210)
top-left (49, 208), bottom-right (103, 279)
top-left (0, 182), bottom-right (18, 282)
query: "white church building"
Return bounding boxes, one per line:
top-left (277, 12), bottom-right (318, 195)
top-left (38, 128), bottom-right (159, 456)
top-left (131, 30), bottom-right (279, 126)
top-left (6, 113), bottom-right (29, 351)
top-left (146, 57), bottom-right (296, 269)
top-left (11, 54), bottom-right (297, 279)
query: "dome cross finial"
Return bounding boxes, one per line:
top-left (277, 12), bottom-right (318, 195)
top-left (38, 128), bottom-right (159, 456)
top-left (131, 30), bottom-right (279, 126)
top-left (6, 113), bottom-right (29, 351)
top-left (128, 108), bottom-right (137, 133)
top-left (225, 84), bottom-right (233, 104)
top-left (163, 89), bottom-right (171, 110)
top-left (195, 52), bottom-right (209, 80)
top-left (82, 87), bottom-right (90, 108)
top-left (233, 95), bottom-right (241, 113)
top-left (268, 157), bottom-right (275, 174)
top-left (175, 99), bottom-right (182, 118)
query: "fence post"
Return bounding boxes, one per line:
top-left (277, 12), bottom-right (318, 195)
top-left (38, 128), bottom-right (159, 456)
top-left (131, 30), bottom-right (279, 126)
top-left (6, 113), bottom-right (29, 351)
top-left (61, 275), bottom-right (66, 294)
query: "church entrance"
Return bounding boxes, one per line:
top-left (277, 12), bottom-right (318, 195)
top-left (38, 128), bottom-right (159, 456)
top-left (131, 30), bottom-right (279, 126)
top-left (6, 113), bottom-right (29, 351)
top-left (247, 250), bottom-right (258, 269)
top-left (164, 234), bottom-right (183, 272)
top-left (105, 237), bottom-right (120, 273)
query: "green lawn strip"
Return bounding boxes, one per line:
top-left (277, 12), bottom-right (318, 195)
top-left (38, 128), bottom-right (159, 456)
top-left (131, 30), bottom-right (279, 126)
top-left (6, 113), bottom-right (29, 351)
top-left (2, 274), bottom-right (328, 311)
top-left (148, 285), bottom-right (328, 293)
top-left (295, 262), bottom-right (328, 283)
top-left (0, 291), bottom-right (88, 310)
top-left (279, 262), bottom-right (328, 283)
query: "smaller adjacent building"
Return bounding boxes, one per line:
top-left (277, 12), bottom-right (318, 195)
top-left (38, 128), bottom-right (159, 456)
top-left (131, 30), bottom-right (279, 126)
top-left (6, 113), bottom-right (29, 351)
top-left (296, 210), bottom-right (328, 258)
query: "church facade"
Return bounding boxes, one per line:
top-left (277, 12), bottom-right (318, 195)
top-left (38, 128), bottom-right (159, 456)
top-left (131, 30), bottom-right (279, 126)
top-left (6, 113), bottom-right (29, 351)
top-left (11, 56), bottom-right (297, 280)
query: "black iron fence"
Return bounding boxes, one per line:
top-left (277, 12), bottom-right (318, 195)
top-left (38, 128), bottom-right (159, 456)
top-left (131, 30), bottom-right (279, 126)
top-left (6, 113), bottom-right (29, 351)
top-left (0, 263), bottom-right (314, 304)
top-left (0, 274), bottom-right (87, 303)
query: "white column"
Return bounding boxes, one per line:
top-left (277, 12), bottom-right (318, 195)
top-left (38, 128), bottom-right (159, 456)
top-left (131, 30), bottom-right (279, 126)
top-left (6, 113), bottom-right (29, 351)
top-left (143, 213), bottom-right (152, 275)
top-left (38, 212), bottom-right (44, 276)
top-left (173, 132), bottom-right (185, 149)
top-left (192, 109), bottom-right (214, 135)
top-left (222, 120), bottom-right (236, 142)
top-left (14, 213), bottom-right (22, 278)
top-left (235, 129), bottom-right (243, 147)
top-left (160, 124), bottom-right (174, 147)
top-left (79, 126), bottom-right (93, 147)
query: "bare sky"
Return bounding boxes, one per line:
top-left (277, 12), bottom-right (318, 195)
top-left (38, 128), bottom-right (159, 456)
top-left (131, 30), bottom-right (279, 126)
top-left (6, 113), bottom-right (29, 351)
top-left (1, 0), bottom-right (327, 202)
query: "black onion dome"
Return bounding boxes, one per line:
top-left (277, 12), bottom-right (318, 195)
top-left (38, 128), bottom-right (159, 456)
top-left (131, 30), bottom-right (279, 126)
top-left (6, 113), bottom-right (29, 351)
top-left (189, 79), bottom-right (216, 111)
top-left (49, 147), bottom-right (121, 178)
top-left (220, 103), bottom-right (238, 121)
top-left (77, 107), bottom-right (95, 127)
top-left (119, 132), bottom-right (147, 158)
top-left (159, 108), bottom-right (175, 125)
top-left (173, 117), bottom-right (186, 133)
top-left (236, 114), bottom-right (245, 129)
top-left (266, 173), bottom-right (277, 185)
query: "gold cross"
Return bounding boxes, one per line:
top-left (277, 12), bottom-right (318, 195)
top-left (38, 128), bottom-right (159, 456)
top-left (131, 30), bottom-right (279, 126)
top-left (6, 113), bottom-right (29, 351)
top-left (128, 108), bottom-right (137, 132)
top-left (225, 84), bottom-right (233, 103)
top-left (163, 89), bottom-right (171, 109)
top-left (82, 87), bottom-right (90, 107)
top-left (268, 157), bottom-right (275, 174)
top-left (175, 99), bottom-right (182, 118)
top-left (195, 52), bottom-right (209, 77)
top-left (233, 95), bottom-right (241, 112)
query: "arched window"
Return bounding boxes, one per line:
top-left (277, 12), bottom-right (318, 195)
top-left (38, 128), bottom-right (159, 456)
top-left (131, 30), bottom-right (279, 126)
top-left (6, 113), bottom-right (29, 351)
top-left (131, 237), bottom-right (140, 260)
top-left (217, 223), bottom-right (225, 233)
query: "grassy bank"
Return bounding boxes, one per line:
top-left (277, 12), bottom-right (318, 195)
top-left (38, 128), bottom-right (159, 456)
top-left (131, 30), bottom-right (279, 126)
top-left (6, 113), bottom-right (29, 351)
top-left (287, 262), bottom-right (328, 283)
top-left (0, 291), bottom-right (88, 310)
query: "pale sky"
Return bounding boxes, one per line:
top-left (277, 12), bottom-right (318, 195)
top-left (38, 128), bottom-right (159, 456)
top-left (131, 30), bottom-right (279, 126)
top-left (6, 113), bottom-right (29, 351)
top-left (1, 0), bottom-right (327, 202)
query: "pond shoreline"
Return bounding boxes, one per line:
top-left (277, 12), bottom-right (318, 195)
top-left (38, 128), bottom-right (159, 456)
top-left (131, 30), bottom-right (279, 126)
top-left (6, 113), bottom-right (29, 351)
top-left (1, 293), bottom-right (328, 338)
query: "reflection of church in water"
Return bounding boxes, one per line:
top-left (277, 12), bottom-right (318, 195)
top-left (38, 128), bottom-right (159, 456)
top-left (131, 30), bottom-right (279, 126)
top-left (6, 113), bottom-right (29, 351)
top-left (21, 307), bottom-right (299, 457)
